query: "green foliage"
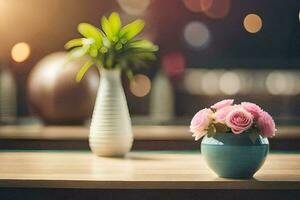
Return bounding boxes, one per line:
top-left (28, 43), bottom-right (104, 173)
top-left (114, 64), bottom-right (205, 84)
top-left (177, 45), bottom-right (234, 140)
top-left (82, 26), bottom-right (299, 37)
top-left (206, 123), bottom-right (231, 138)
top-left (207, 124), bottom-right (216, 138)
top-left (76, 60), bottom-right (94, 82)
top-left (214, 122), bottom-right (230, 133)
top-left (65, 12), bottom-right (158, 82)
top-left (248, 128), bottom-right (260, 144)
top-left (120, 19), bottom-right (144, 40)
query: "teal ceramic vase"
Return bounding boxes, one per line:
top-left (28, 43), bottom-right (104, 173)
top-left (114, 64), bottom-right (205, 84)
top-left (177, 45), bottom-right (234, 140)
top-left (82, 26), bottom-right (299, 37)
top-left (201, 132), bottom-right (269, 179)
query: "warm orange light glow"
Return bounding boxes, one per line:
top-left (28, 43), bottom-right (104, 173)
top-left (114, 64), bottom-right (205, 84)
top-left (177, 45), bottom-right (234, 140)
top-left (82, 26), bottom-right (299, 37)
top-left (11, 42), bottom-right (31, 62)
top-left (204, 0), bottom-right (231, 19)
top-left (130, 74), bottom-right (151, 97)
top-left (243, 14), bottom-right (262, 33)
top-left (183, 0), bottom-right (214, 13)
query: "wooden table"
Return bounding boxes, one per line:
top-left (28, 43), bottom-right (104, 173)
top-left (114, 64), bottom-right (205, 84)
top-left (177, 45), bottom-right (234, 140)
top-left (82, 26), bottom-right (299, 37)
top-left (0, 151), bottom-right (299, 199)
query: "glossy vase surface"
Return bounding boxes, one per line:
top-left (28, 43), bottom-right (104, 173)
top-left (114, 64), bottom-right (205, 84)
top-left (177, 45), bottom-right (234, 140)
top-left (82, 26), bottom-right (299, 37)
top-left (201, 132), bottom-right (269, 179)
top-left (89, 68), bottom-right (133, 157)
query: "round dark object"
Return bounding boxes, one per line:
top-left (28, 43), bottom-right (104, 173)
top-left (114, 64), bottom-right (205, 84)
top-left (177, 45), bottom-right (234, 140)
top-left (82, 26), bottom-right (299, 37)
top-left (27, 52), bottom-right (99, 124)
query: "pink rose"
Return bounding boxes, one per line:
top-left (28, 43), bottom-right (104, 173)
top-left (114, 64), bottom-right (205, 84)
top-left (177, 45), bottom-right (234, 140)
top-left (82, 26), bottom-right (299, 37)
top-left (257, 111), bottom-right (276, 137)
top-left (214, 106), bottom-right (235, 123)
top-left (241, 102), bottom-right (263, 119)
top-left (190, 108), bottom-right (213, 140)
top-left (191, 130), bottom-right (208, 141)
top-left (211, 99), bottom-right (234, 110)
top-left (225, 109), bottom-right (253, 134)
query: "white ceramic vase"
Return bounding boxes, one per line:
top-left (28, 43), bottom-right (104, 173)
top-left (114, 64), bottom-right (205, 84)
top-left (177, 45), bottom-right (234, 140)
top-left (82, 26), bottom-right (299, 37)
top-left (89, 68), bottom-right (133, 157)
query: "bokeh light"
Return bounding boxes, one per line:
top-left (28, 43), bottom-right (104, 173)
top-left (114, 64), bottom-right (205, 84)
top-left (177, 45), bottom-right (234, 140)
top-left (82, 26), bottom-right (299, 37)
top-left (243, 14), bottom-right (263, 33)
top-left (204, 0), bottom-right (231, 19)
top-left (266, 71), bottom-right (288, 95)
top-left (183, 69), bottom-right (204, 95)
top-left (294, 72), bottom-right (300, 94)
top-left (266, 71), bottom-right (299, 95)
top-left (248, 71), bottom-right (267, 94)
top-left (235, 70), bottom-right (254, 94)
top-left (219, 72), bottom-right (241, 95)
top-left (201, 70), bottom-right (220, 95)
top-left (184, 21), bottom-right (210, 48)
top-left (117, 0), bottom-right (150, 16)
top-left (283, 73), bottom-right (298, 95)
top-left (183, 0), bottom-right (214, 13)
top-left (161, 52), bottom-right (186, 77)
top-left (130, 74), bottom-right (151, 97)
top-left (11, 42), bottom-right (31, 62)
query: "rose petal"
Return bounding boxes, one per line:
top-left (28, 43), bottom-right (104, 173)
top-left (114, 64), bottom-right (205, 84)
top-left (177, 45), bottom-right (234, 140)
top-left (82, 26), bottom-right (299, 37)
top-left (211, 99), bottom-right (234, 110)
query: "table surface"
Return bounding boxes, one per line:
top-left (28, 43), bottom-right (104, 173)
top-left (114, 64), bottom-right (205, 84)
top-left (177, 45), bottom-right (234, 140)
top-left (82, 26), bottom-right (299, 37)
top-left (0, 151), bottom-right (299, 190)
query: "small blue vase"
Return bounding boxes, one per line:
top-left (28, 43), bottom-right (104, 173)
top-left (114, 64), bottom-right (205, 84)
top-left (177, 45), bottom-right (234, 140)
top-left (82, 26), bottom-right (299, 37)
top-left (201, 132), bottom-right (269, 179)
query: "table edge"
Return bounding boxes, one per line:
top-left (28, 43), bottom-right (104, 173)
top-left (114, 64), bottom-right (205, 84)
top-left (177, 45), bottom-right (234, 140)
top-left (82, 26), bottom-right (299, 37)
top-left (0, 179), bottom-right (299, 190)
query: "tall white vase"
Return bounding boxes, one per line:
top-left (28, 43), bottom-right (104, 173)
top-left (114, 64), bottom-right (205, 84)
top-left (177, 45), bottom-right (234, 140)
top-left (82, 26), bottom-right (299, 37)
top-left (89, 68), bottom-right (133, 157)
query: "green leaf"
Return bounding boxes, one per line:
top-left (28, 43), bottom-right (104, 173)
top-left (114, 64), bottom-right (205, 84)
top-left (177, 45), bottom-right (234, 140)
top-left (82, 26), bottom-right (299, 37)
top-left (109, 12), bottom-right (121, 35)
top-left (130, 58), bottom-right (147, 69)
top-left (69, 45), bottom-right (90, 60)
top-left (65, 12), bottom-right (158, 81)
top-left (128, 40), bottom-right (158, 52)
top-left (105, 53), bottom-right (113, 68)
top-left (64, 38), bottom-right (84, 49)
top-left (214, 123), bottom-right (230, 133)
top-left (76, 60), bottom-right (94, 82)
top-left (83, 38), bottom-right (95, 45)
top-left (77, 23), bottom-right (102, 48)
top-left (249, 128), bottom-right (259, 144)
top-left (101, 16), bottom-right (113, 40)
top-left (115, 42), bottom-right (123, 50)
top-left (135, 52), bottom-right (156, 60)
top-left (249, 132), bottom-right (258, 144)
top-left (126, 47), bottom-right (157, 55)
top-left (207, 124), bottom-right (216, 138)
top-left (119, 19), bottom-right (145, 40)
top-left (89, 46), bottom-right (98, 57)
top-left (120, 38), bottom-right (127, 44)
top-left (100, 47), bottom-right (108, 53)
top-left (125, 69), bottom-right (134, 81)
top-left (101, 35), bottom-right (111, 47)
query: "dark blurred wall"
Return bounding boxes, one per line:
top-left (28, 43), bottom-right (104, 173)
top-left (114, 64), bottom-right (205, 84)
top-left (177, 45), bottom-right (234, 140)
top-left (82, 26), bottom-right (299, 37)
top-left (0, 0), bottom-right (300, 118)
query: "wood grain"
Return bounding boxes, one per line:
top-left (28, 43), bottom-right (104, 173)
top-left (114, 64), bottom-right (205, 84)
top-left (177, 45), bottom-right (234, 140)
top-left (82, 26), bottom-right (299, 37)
top-left (0, 151), bottom-right (299, 189)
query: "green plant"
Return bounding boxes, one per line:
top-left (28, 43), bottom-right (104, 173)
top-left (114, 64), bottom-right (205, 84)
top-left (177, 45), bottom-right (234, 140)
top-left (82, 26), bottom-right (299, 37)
top-left (65, 12), bottom-right (158, 82)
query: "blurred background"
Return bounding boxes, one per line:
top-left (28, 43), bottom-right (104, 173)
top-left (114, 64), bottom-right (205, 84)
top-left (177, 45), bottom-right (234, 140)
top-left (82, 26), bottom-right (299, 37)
top-left (0, 0), bottom-right (300, 150)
